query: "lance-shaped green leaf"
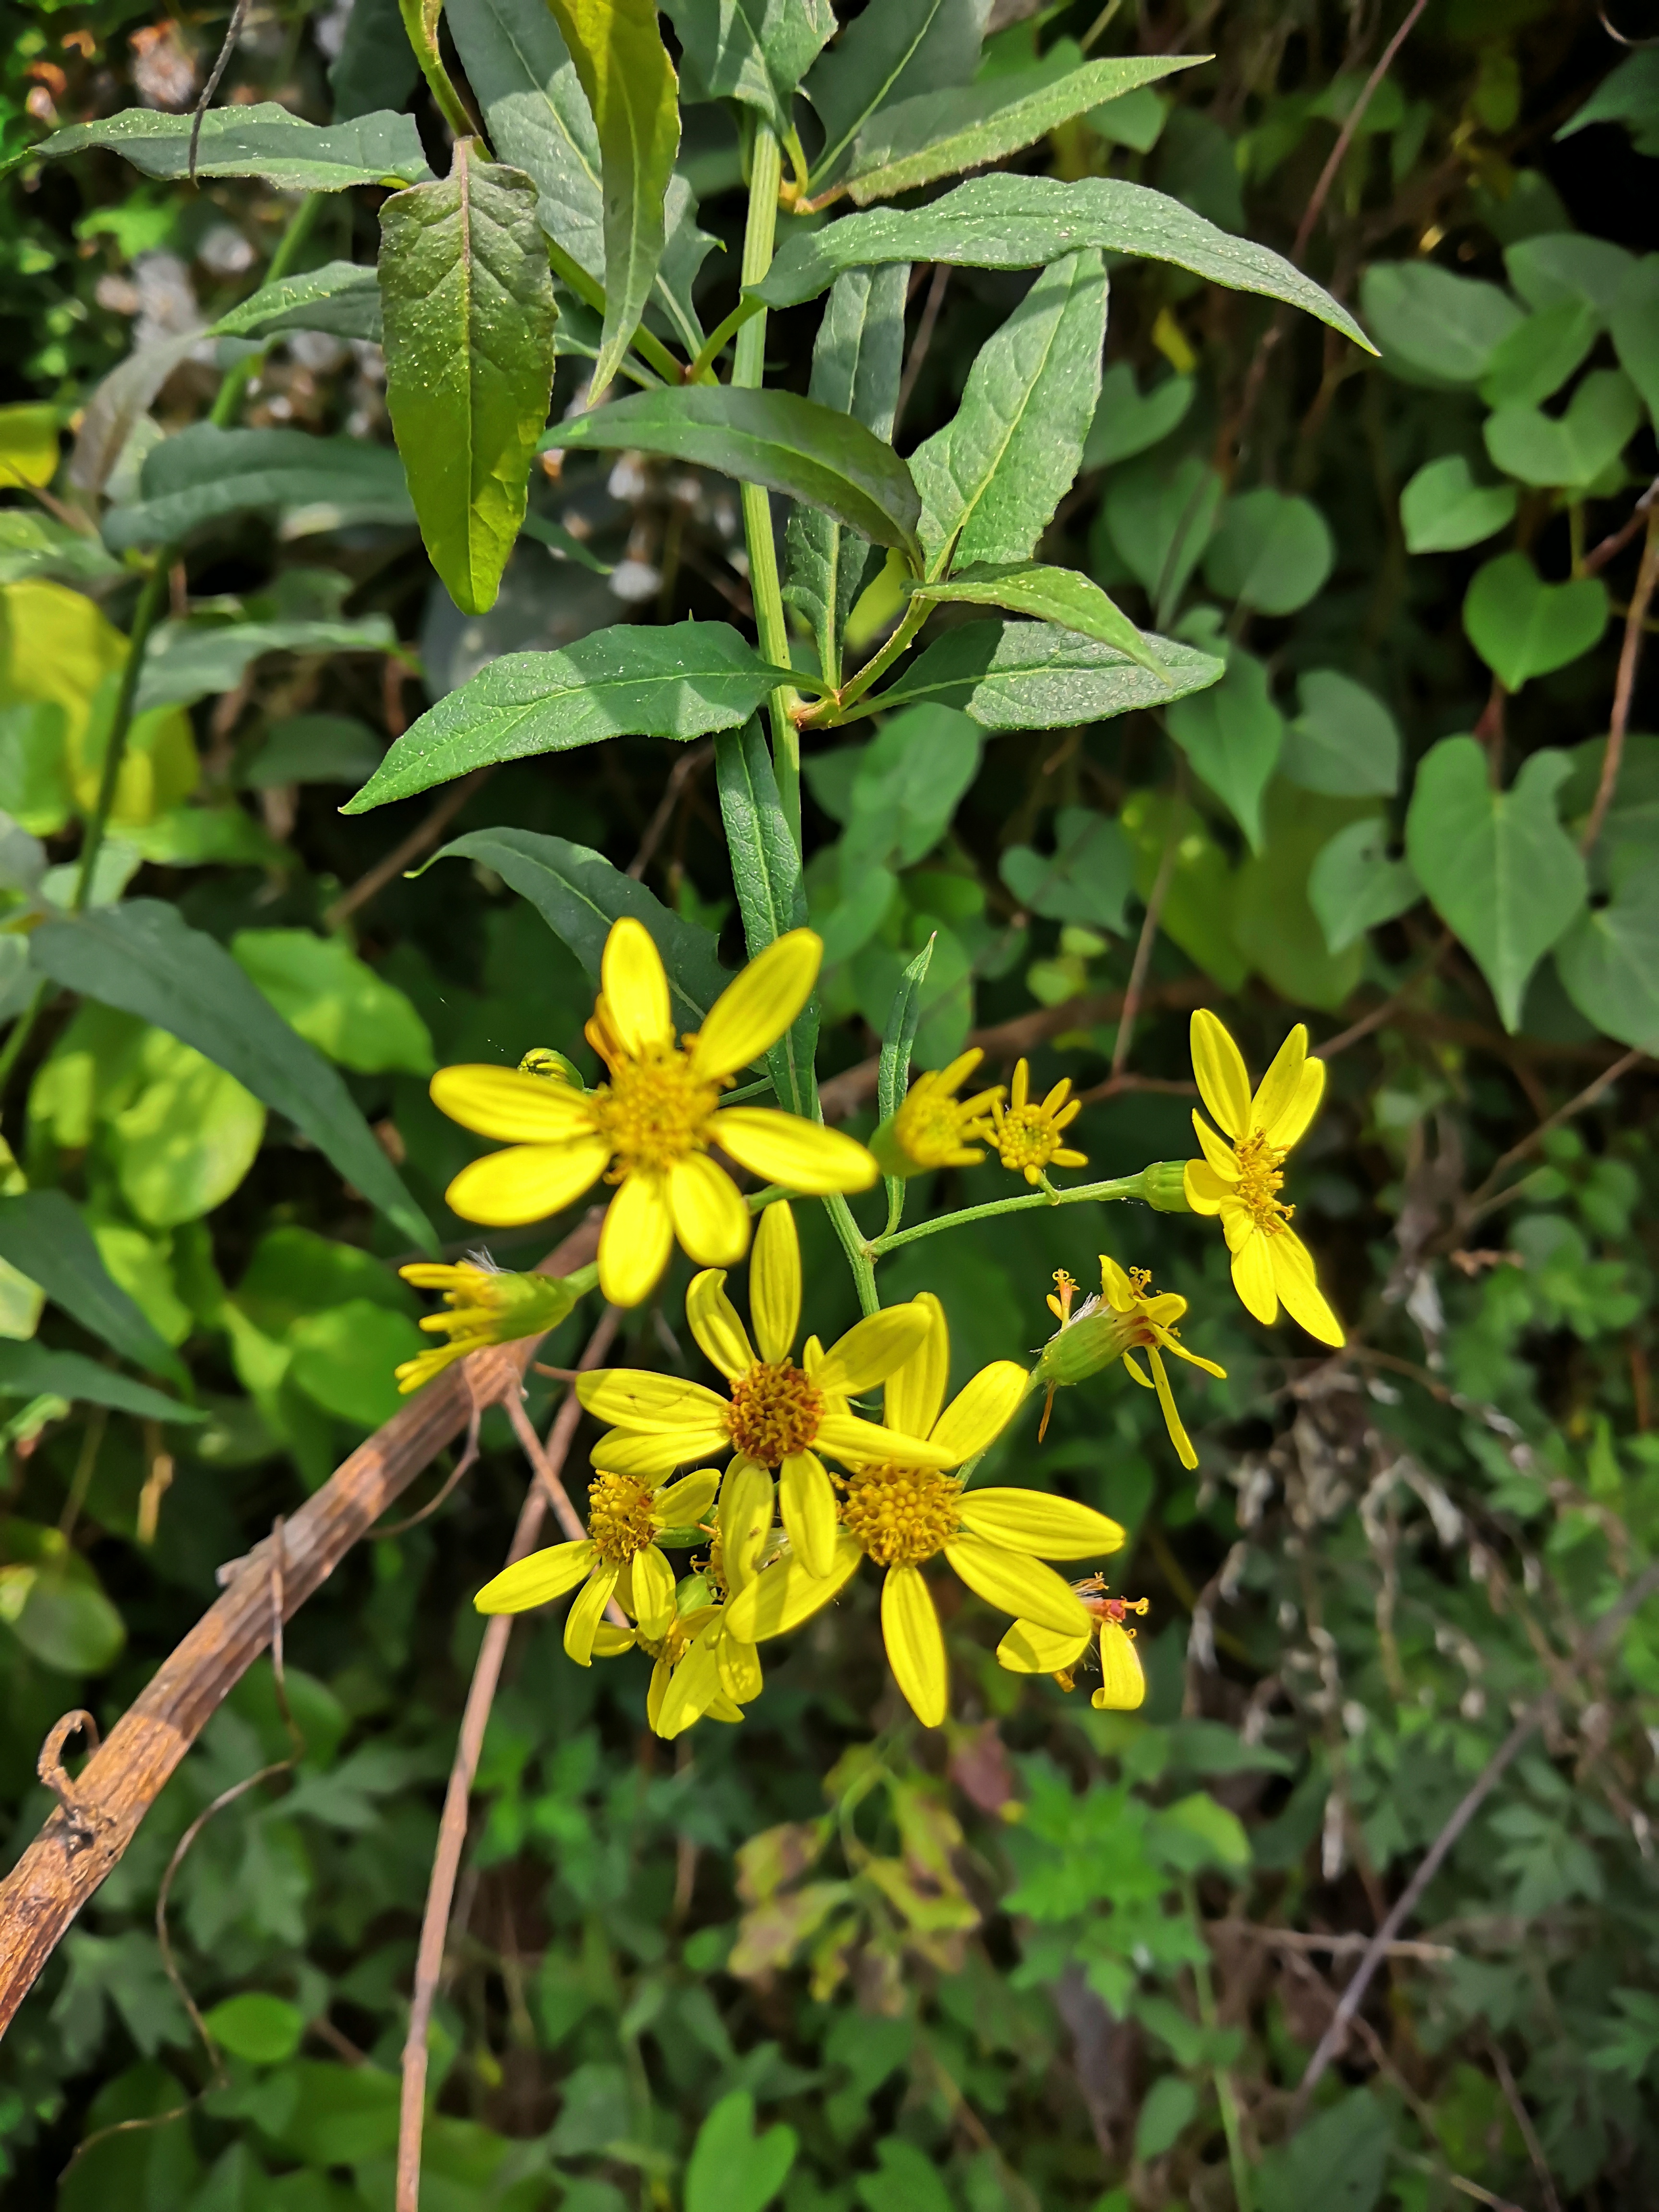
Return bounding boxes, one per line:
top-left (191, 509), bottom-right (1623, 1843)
top-left (212, 261), bottom-right (383, 345)
top-left (345, 621), bottom-right (799, 809)
top-left (839, 53), bottom-right (1202, 207)
top-left (0, 1344), bottom-right (204, 1424)
top-left (753, 175), bottom-right (1373, 352)
top-left (806, 0), bottom-right (991, 192)
top-left (910, 250), bottom-right (1107, 577)
top-left (27, 902), bottom-right (434, 1253)
top-left (543, 387), bottom-right (923, 563)
top-left (866, 620), bottom-right (1221, 729)
top-left (103, 425), bottom-right (413, 553)
top-left (447, 0), bottom-right (605, 284)
top-left (32, 104), bottom-right (433, 189)
top-left (424, 827), bottom-right (731, 1029)
top-left (135, 610), bottom-right (399, 716)
top-left (784, 263), bottom-right (909, 686)
top-left (0, 1191), bottom-right (187, 1386)
top-left (716, 718), bottom-right (817, 1115)
top-left (910, 564), bottom-right (1162, 676)
top-left (663, 0), bottom-right (835, 139)
top-left (379, 144), bottom-right (558, 618)
top-left (546, 0), bottom-right (680, 399)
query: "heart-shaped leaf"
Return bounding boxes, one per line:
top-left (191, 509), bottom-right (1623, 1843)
top-left (1463, 551), bottom-right (1608, 690)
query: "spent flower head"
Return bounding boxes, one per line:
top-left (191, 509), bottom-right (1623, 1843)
top-left (1032, 1256), bottom-right (1225, 1468)
top-left (871, 1049), bottom-right (1003, 1178)
top-left (394, 1259), bottom-right (581, 1393)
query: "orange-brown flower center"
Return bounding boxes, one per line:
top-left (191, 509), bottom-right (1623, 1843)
top-left (587, 1472), bottom-right (659, 1565)
top-left (1234, 1129), bottom-right (1293, 1234)
top-left (585, 1042), bottom-right (723, 1178)
top-left (726, 1359), bottom-right (822, 1465)
top-left (839, 1462), bottom-right (962, 1568)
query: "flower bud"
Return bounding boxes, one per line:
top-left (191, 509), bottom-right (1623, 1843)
top-left (518, 1046), bottom-right (585, 1087)
top-left (1032, 1303), bottom-right (1138, 1389)
top-left (395, 1262), bottom-right (581, 1392)
top-left (1140, 1159), bottom-right (1193, 1213)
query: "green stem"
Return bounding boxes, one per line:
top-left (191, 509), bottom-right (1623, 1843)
top-left (732, 123), bottom-right (801, 853)
top-left (73, 560), bottom-right (169, 912)
top-left (0, 982), bottom-right (46, 1110)
top-left (868, 1173), bottom-right (1147, 1258)
top-left (209, 193), bottom-right (324, 429)
top-left (397, 0), bottom-right (476, 141)
top-left (685, 294), bottom-right (765, 385)
top-left (823, 1192), bottom-right (880, 1317)
top-left (1187, 1881), bottom-right (1253, 2212)
top-left (546, 239), bottom-right (685, 390)
top-left (809, 594), bottom-right (928, 728)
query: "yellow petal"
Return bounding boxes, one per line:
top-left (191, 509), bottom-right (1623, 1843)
top-left (1221, 1199), bottom-right (1258, 1254)
top-left (706, 1691), bottom-right (746, 1724)
top-left (1142, 1291), bottom-right (1188, 1328)
top-left (1192, 1112), bottom-right (1241, 1181)
top-left (749, 1200), bottom-right (800, 1364)
top-left (1148, 1346), bottom-right (1198, 1471)
top-left (589, 1427), bottom-right (730, 1478)
top-left (654, 1621), bottom-right (723, 1738)
top-left (1269, 1054), bottom-right (1326, 1151)
top-left (602, 916), bottom-right (673, 1055)
top-left (1160, 1338), bottom-right (1227, 1381)
top-left (718, 1457), bottom-right (774, 1594)
top-left (1230, 1229), bottom-right (1279, 1325)
top-left (563, 1564), bottom-right (618, 1665)
top-left (668, 1151), bottom-right (751, 1266)
top-left (817, 1410), bottom-right (959, 1469)
top-left (943, 1536), bottom-right (1089, 1636)
top-left (714, 1108), bottom-right (878, 1193)
top-left (445, 1137), bottom-right (611, 1226)
top-left (685, 1269), bottom-right (757, 1381)
top-left (929, 1361), bottom-right (1030, 1464)
top-left (1099, 1254), bottom-right (1135, 1312)
top-left (727, 1530), bottom-right (863, 1642)
top-left (475, 1539), bottom-right (595, 1612)
top-left (653, 1467), bottom-right (721, 1525)
top-left (814, 1300), bottom-right (933, 1397)
top-left (881, 1563), bottom-right (948, 1728)
top-left (883, 1292), bottom-right (950, 1441)
top-left (577, 1368), bottom-right (731, 1432)
top-left (647, 1651), bottom-right (671, 1733)
top-left (1190, 1010), bottom-right (1251, 1140)
top-left (598, 1172), bottom-right (675, 1305)
top-left (780, 1450), bottom-right (838, 1578)
top-left (1094, 1619), bottom-right (1147, 1710)
top-left (1121, 1350), bottom-right (1154, 1389)
top-left (690, 928), bottom-right (821, 1080)
top-left (957, 1489), bottom-right (1126, 1560)
top-left (997, 1618), bottom-right (1092, 1674)
top-left (1249, 1023), bottom-right (1308, 1138)
top-left (429, 1064), bottom-right (597, 1142)
top-left (717, 1629), bottom-right (764, 1703)
top-left (1270, 1226), bottom-right (1345, 1346)
top-left (627, 1543), bottom-right (676, 1638)
top-left (1184, 1159), bottom-right (1228, 1216)
top-left (590, 1621), bottom-right (638, 1658)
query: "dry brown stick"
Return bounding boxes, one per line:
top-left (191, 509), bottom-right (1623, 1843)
top-left (895, 264), bottom-right (950, 433)
top-left (0, 1213), bottom-right (601, 2042)
top-left (396, 1305), bottom-right (619, 2212)
top-left (627, 743), bottom-right (712, 881)
top-left (1291, 0), bottom-right (1432, 264)
top-left (324, 766), bottom-right (494, 928)
top-left (1110, 815), bottom-right (1180, 1081)
top-left (1582, 506), bottom-right (1659, 854)
top-left (1581, 472), bottom-right (1659, 577)
top-left (1460, 1047), bottom-right (1648, 1226)
top-left (1485, 2030), bottom-right (1563, 2212)
top-left (1315, 932), bottom-right (1451, 1061)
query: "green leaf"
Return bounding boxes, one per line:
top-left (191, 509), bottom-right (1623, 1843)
top-left (0, 1342), bottom-right (202, 1423)
top-left (232, 930), bottom-right (436, 1076)
top-left (839, 54), bottom-right (1202, 207)
top-left (1166, 649), bottom-right (1284, 853)
top-left (379, 144), bottom-right (558, 618)
top-left (1098, 452), bottom-right (1224, 624)
top-left (1309, 817), bottom-right (1420, 953)
top-left (329, 0), bottom-right (421, 120)
top-left (662, 0), bottom-right (834, 140)
top-left (28, 901), bottom-right (433, 1251)
top-left (911, 250), bottom-right (1108, 577)
top-left (102, 425), bottom-right (413, 553)
top-left (1557, 49), bottom-right (1659, 156)
top-left (852, 2137), bottom-right (953, 2212)
top-left (109, 1030), bottom-right (268, 1230)
top-left (837, 705), bottom-right (984, 879)
top-left (783, 263), bottom-right (908, 686)
top-left (1159, 1789), bottom-right (1250, 1869)
top-left (753, 175), bottom-right (1374, 352)
top-left (1484, 368), bottom-right (1642, 491)
top-left (1477, 298), bottom-right (1599, 408)
top-left (1358, 260), bottom-right (1521, 385)
top-left (447, 0), bottom-right (605, 284)
top-left (1202, 488), bottom-right (1333, 616)
top-left (1610, 261), bottom-right (1659, 423)
top-left (0, 701), bottom-right (72, 835)
top-left (0, 1191), bottom-right (186, 1384)
top-left (32, 104), bottom-right (433, 190)
top-left (1082, 361), bottom-right (1193, 471)
top-left (346, 621), bottom-right (795, 809)
top-left (869, 620), bottom-right (1223, 729)
top-left (1505, 231), bottom-right (1637, 317)
top-left (1398, 454), bottom-right (1517, 555)
top-left (1255, 2089), bottom-right (1393, 2212)
top-left (1000, 805), bottom-right (1133, 932)
top-left (423, 827), bottom-right (731, 1029)
top-left (1280, 669), bottom-right (1401, 796)
top-left (1122, 788), bottom-right (1246, 990)
top-left (519, 511), bottom-right (615, 574)
top-left (877, 937), bottom-right (934, 1124)
top-left (211, 260), bottom-right (384, 345)
top-left (715, 719), bottom-right (816, 1114)
top-left (542, 387), bottom-right (923, 564)
top-left (1406, 736), bottom-right (1588, 1030)
top-left (912, 563), bottom-right (1160, 674)
top-left (289, 1300), bottom-right (425, 1429)
top-left (1134, 2077), bottom-right (1198, 2163)
top-left (545, 0), bottom-right (680, 399)
top-left (201, 1995), bottom-right (304, 2067)
top-left (685, 2090), bottom-right (797, 2212)
top-left (0, 512), bottom-right (124, 593)
top-left (805, 0), bottom-right (990, 191)
top-left (0, 1539), bottom-right (128, 1673)
top-left (1555, 869), bottom-right (1659, 1048)
top-left (1464, 551), bottom-right (1608, 690)
top-left (135, 611), bottom-right (398, 716)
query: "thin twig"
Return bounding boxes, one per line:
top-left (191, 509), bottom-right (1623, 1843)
top-left (187, 0), bottom-right (252, 181)
top-left (1581, 473), bottom-right (1659, 577)
top-left (1218, 1922), bottom-right (1455, 1962)
top-left (1292, 0), bottom-right (1432, 264)
top-left (1315, 934), bottom-right (1450, 1060)
top-left (396, 1308), bottom-right (620, 2212)
top-left (1111, 817), bottom-right (1180, 1080)
top-left (1582, 507), bottom-right (1659, 853)
top-left (895, 265), bottom-right (951, 432)
top-left (1460, 1047), bottom-right (1647, 1224)
top-left (628, 743), bottom-right (712, 880)
top-left (1485, 2031), bottom-right (1563, 2212)
top-left (324, 768), bottom-right (494, 927)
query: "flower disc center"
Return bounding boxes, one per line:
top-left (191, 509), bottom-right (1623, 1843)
top-left (589, 1044), bottom-right (722, 1178)
top-left (727, 1359), bottom-right (822, 1465)
top-left (996, 1107), bottom-right (1064, 1175)
top-left (839, 1462), bottom-right (962, 1568)
top-left (1234, 1129), bottom-right (1292, 1233)
top-left (588, 1472), bottom-right (660, 1565)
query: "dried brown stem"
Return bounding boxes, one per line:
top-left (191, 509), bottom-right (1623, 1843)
top-left (1291, 0), bottom-right (1432, 264)
top-left (1581, 507), bottom-right (1659, 854)
top-left (895, 264), bottom-right (951, 432)
top-left (1460, 1047), bottom-right (1648, 1226)
top-left (1485, 2030), bottom-right (1563, 2212)
top-left (1581, 473), bottom-right (1659, 577)
top-left (324, 767), bottom-right (494, 927)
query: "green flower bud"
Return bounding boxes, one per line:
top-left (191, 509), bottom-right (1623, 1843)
top-left (1032, 1305), bottom-right (1138, 1388)
top-left (1141, 1160), bottom-right (1193, 1214)
top-left (518, 1046), bottom-right (585, 1087)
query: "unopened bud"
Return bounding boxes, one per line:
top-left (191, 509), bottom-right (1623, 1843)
top-left (518, 1046), bottom-right (585, 1087)
top-left (1140, 1160), bottom-right (1193, 1213)
top-left (1032, 1304), bottom-right (1138, 1389)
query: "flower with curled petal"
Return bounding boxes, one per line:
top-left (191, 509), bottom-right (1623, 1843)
top-left (430, 917), bottom-right (877, 1308)
top-left (393, 1258), bottom-right (585, 1393)
top-left (1031, 1256), bottom-right (1226, 1469)
top-left (871, 1049), bottom-right (1003, 1178)
top-left (998, 1580), bottom-right (1151, 1709)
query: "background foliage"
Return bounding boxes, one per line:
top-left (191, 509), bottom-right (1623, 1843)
top-left (1, 0), bottom-right (1659, 2207)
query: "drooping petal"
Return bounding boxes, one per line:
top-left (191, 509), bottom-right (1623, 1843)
top-left (779, 1450), bottom-right (838, 1579)
top-left (726, 1530), bottom-right (863, 1642)
top-left (577, 1368), bottom-right (730, 1432)
top-left (1183, 1159), bottom-right (1229, 1216)
top-left (475, 1539), bottom-right (596, 1612)
top-left (957, 1489), bottom-right (1126, 1560)
top-left (668, 1152), bottom-right (751, 1267)
top-left (563, 1564), bottom-right (619, 1665)
top-left (714, 1108), bottom-right (878, 1194)
top-left (446, 1137), bottom-right (611, 1226)
top-left (716, 1628), bottom-right (764, 1704)
top-left (1191, 1112), bottom-right (1242, 1181)
top-left (1190, 1010), bottom-right (1252, 1139)
top-left (1249, 1023), bottom-right (1308, 1138)
top-left (430, 1065), bottom-right (598, 1142)
top-left (601, 916), bottom-right (673, 1055)
top-left (749, 1199), bottom-right (800, 1364)
top-left (690, 928), bottom-right (821, 1080)
top-left (1094, 1619), bottom-right (1147, 1710)
top-left (627, 1543), bottom-right (676, 1639)
top-left (1159, 1338), bottom-right (1227, 1380)
top-left (598, 1171), bottom-right (675, 1306)
top-left (996, 1618), bottom-right (1093, 1674)
top-left (646, 1652), bottom-right (671, 1734)
top-left (1121, 1350), bottom-right (1155, 1390)
top-left (685, 1269), bottom-right (757, 1380)
top-left (1270, 1226), bottom-right (1345, 1347)
top-left (929, 1361), bottom-right (1031, 1464)
top-left (1099, 1255), bottom-right (1136, 1312)
top-left (817, 1410), bottom-right (958, 1469)
top-left (654, 1621), bottom-right (724, 1738)
top-left (718, 1457), bottom-right (774, 1596)
top-left (814, 1301), bottom-right (934, 1397)
top-left (881, 1564), bottom-right (948, 1728)
top-left (883, 1292), bottom-right (949, 1441)
top-left (943, 1535), bottom-right (1090, 1636)
top-left (1230, 1229), bottom-right (1279, 1325)
top-left (589, 1427), bottom-right (730, 1478)
top-left (652, 1467), bottom-right (722, 1526)
top-left (1147, 1346), bottom-right (1198, 1470)
top-left (1269, 1054), bottom-right (1326, 1151)
top-left (590, 1620), bottom-right (638, 1657)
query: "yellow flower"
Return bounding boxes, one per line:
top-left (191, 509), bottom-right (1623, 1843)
top-left (871, 1049), bottom-right (1003, 1177)
top-left (474, 1464), bottom-right (719, 1664)
top-left (997, 1582), bottom-right (1150, 1709)
top-left (1182, 1011), bottom-right (1343, 1345)
top-left (726, 1296), bottom-right (1124, 1729)
top-left (430, 918), bottom-right (878, 1308)
top-left (990, 1058), bottom-right (1087, 1184)
top-left (577, 1200), bottom-right (940, 1578)
top-left (1031, 1257), bottom-right (1226, 1470)
top-left (393, 1259), bottom-right (585, 1393)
